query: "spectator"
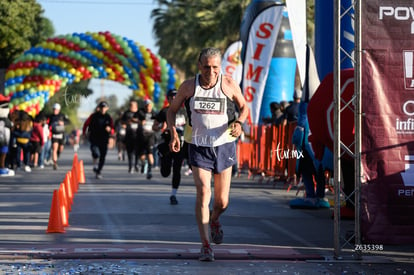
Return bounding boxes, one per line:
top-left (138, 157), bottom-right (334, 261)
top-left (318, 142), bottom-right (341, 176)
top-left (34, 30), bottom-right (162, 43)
top-left (29, 115), bottom-right (44, 168)
top-left (285, 89), bottom-right (302, 122)
top-left (0, 97), bottom-right (14, 177)
top-left (262, 102), bottom-right (284, 125)
top-left (39, 113), bottom-right (50, 168)
top-left (12, 111), bottom-right (33, 172)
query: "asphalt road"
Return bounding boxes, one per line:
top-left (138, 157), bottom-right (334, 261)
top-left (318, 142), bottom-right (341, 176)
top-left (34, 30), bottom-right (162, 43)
top-left (0, 144), bottom-right (412, 274)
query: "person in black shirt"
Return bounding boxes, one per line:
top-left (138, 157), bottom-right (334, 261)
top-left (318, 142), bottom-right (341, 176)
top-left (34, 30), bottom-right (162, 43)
top-left (82, 101), bottom-right (114, 179)
top-left (285, 88), bottom-right (302, 122)
top-left (48, 103), bottom-right (66, 170)
top-left (137, 99), bottom-right (157, 180)
top-left (121, 100), bottom-right (140, 173)
top-left (153, 89), bottom-right (187, 205)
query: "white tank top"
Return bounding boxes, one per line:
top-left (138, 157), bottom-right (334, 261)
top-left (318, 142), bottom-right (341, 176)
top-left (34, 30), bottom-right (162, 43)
top-left (188, 74), bottom-right (236, 147)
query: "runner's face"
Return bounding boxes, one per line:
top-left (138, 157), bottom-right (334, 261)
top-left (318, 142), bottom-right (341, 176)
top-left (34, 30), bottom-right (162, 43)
top-left (198, 55), bottom-right (221, 85)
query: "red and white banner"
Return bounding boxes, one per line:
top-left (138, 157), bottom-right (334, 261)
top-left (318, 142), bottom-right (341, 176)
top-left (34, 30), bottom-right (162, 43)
top-left (361, 1), bottom-right (414, 244)
top-left (222, 41), bottom-right (243, 85)
top-left (241, 5), bottom-right (283, 125)
top-left (286, 0), bottom-right (307, 87)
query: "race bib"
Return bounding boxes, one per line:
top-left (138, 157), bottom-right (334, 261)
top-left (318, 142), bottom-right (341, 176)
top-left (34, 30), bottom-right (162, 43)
top-left (143, 120), bottom-right (154, 133)
top-left (194, 97), bottom-right (225, 114)
top-left (52, 133), bottom-right (64, 139)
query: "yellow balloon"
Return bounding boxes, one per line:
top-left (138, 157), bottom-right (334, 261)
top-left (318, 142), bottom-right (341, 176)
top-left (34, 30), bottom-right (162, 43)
top-left (6, 70), bottom-right (15, 78)
top-left (146, 76), bottom-right (154, 86)
top-left (47, 42), bottom-right (55, 50)
top-left (17, 84), bottom-right (25, 91)
top-left (137, 90), bottom-right (145, 98)
top-left (102, 41), bottom-right (110, 49)
top-left (115, 64), bottom-right (123, 72)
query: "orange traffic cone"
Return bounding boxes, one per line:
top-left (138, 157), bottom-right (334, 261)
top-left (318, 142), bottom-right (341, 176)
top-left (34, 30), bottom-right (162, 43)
top-left (72, 154), bottom-right (79, 183)
top-left (78, 160), bottom-right (85, 184)
top-left (59, 184), bottom-right (69, 227)
top-left (46, 189), bottom-right (65, 233)
top-left (64, 172), bottom-right (73, 208)
top-left (71, 168), bottom-right (78, 193)
top-left (72, 153), bottom-right (79, 168)
top-left (61, 179), bottom-right (71, 212)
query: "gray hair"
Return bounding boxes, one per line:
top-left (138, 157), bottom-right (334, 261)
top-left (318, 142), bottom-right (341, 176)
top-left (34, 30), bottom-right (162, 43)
top-left (198, 47), bottom-right (222, 63)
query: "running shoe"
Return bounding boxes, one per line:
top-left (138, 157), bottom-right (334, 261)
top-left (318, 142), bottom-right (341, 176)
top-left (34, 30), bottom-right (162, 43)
top-left (0, 168), bottom-right (14, 177)
top-left (199, 244), bottom-right (214, 262)
top-left (96, 172), bottom-right (103, 179)
top-left (170, 195), bottom-right (178, 205)
top-left (146, 172), bottom-right (152, 180)
top-left (210, 220), bottom-right (223, 244)
top-left (317, 198), bottom-right (331, 208)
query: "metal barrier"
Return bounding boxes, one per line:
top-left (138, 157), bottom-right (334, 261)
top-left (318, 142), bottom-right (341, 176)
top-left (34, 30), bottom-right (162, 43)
top-left (237, 121), bottom-right (298, 184)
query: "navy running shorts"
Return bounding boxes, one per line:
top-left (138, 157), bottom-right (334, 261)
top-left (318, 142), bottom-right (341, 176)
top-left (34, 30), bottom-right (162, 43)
top-left (188, 141), bottom-right (236, 174)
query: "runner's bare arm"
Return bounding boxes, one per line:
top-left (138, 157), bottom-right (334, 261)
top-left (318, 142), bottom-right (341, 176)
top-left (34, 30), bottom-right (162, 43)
top-left (167, 79), bottom-right (194, 152)
top-left (223, 76), bottom-right (249, 137)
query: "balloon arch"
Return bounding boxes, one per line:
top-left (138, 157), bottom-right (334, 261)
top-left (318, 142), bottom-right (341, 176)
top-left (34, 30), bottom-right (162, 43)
top-left (4, 31), bottom-right (178, 117)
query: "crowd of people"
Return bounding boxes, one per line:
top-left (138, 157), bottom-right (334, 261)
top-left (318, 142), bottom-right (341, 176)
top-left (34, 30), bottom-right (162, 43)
top-left (262, 88), bottom-right (301, 126)
top-left (0, 101), bottom-right (71, 176)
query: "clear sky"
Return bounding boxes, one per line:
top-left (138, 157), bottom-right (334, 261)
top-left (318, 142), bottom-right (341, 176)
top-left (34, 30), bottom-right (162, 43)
top-left (38, 0), bottom-right (160, 113)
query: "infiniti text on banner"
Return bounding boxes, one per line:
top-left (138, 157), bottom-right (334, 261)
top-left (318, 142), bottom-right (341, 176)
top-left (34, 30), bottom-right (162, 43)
top-left (242, 5), bottom-right (283, 125)
top-left (361, 1), bottom-right (414, 244)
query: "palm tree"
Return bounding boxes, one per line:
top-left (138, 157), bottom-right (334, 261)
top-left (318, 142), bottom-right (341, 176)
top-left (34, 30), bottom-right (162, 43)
top-left (151, 0), bottom-right (249, 78)
top-left (151, 0), bottom-right (314, 79)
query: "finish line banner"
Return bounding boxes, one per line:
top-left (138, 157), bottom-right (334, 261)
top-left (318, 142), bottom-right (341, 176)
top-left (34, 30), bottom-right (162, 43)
top-left (361, 1), bottom-right (414, 244)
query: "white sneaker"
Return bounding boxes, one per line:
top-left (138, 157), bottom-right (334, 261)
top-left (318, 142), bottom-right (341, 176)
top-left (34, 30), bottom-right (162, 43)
top-left (184, 168), bottom-right (192, 176)
top-left (24, 166), bottom-right (32, 172)
top-left (0, 168), bottom-right (15, 177)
